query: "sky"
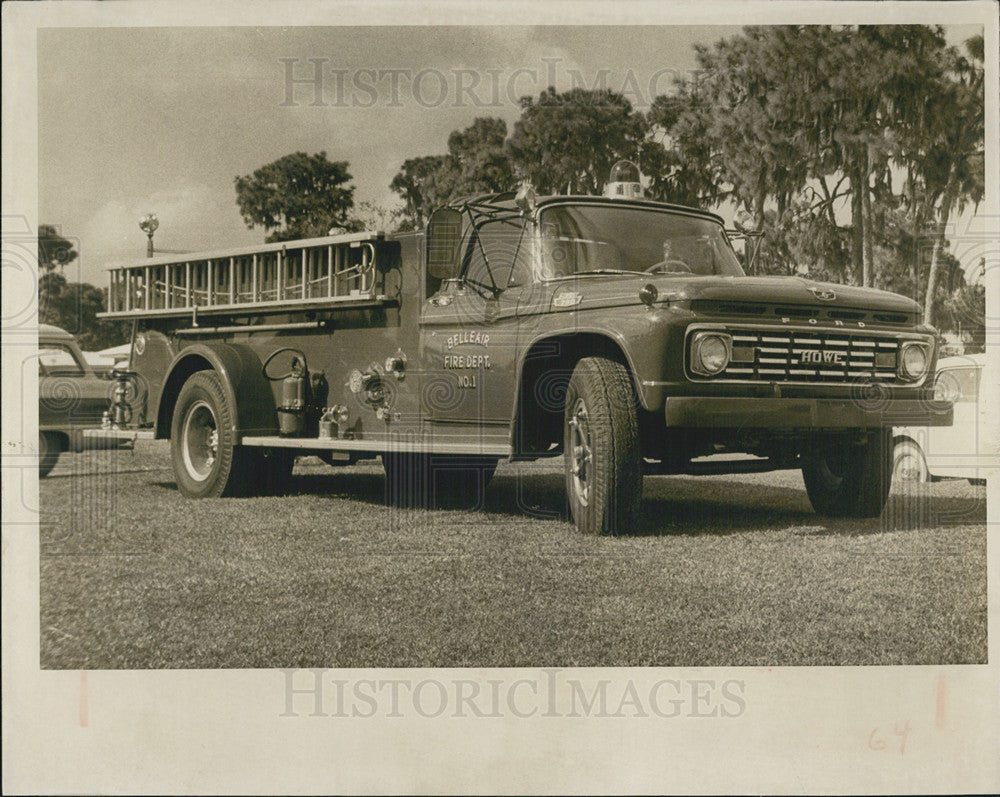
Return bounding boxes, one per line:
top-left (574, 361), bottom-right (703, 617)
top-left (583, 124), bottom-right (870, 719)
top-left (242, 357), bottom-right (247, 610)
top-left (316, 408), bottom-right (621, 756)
top-left (37, 24), bottom-right (983, 286)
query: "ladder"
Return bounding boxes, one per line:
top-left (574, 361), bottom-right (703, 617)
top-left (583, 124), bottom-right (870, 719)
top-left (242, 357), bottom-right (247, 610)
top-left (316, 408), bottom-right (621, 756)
top-left (101, 231), bottom-right (384, 319)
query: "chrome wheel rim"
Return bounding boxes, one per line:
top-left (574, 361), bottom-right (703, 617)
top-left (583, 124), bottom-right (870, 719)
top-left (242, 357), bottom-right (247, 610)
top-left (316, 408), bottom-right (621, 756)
top-left (894, 451), bottom-right (923, 482)
top-left (568, 397), bottom-right (592, 507)
top-left (182, 400), bottom-right (218, 482)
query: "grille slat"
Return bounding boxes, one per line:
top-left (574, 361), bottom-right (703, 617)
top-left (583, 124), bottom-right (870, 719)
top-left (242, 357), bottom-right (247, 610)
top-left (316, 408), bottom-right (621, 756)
top-left (698, 327), bottom-right (905, 384)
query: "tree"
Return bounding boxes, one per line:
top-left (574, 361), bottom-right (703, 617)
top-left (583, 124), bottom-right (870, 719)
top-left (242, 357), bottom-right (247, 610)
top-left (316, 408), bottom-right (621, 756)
top-left (234, 151), bottom-right (355, 242)
top-left (821, 25), bottom-right (956, 289)
top-left (942, 281), bottom-right (985, 353)
top-left (348, 200), bottom-right (406, 234)
top-left (913, 35), bottom-right (985, 325)
top-left (390, 154), bottom-right (458, 230)
top-left (644, 90), bottom-right (727, 208)
top-left (37, 224), bottom-right (127, 349)
top-left (644, 23), bottom-right (983, 317)
top-left (447, 117), bottom-right (514, 196)
top-left (38, 224), bottom-right (78, 271)
top-left (390, 117), bottom-right (514, 229)
top-left (38, 224), bottom-right (78, 325)
top-left (507, 87), bottom-right (647, 195)
top-left (644, 27), bottom-right (854, 277)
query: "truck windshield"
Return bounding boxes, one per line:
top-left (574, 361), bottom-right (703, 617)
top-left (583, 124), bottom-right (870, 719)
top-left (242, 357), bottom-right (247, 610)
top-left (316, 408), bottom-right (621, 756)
top-left (539, 204), bottom-right (745, 279)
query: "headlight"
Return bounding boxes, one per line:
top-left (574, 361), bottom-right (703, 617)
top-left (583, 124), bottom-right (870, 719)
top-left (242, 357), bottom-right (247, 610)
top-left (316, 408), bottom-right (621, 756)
top-left (898, 342), bottom-right (929, 381)
top-left (690, 331), bottom-right (731, 376)
top-left (933, 371), bottom-right (960, 403)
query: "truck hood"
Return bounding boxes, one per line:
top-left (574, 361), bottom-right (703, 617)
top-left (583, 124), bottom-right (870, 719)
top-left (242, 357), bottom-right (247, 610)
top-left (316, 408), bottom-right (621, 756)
top-left (546, 274), bottom-right (921, 315)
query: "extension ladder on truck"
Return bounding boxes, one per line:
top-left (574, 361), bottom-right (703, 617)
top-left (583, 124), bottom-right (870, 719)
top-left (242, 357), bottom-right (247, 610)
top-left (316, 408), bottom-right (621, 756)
top-left (100, 231), bottom-right (386, 320)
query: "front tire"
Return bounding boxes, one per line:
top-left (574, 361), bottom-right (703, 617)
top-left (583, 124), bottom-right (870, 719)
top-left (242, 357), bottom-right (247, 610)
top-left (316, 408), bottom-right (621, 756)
top-left (171, 371), bottom-right (258, 498)
top-left (802, 430), bottom-right (892, 517)
top-left (564, 356), bottom-right (641, 535)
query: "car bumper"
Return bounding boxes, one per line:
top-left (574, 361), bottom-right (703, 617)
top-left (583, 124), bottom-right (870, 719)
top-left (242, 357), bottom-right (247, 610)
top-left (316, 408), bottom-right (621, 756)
top-left (663, 396), bottom-right (953, 429)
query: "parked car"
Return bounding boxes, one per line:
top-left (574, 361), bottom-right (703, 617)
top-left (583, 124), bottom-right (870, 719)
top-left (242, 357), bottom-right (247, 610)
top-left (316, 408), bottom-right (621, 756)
top-left (893, 353), bottom-right (994, 484)
top-left (81, 351), bottom-right (117, 377)
top-left (38, 324), bottom-right (115, 476)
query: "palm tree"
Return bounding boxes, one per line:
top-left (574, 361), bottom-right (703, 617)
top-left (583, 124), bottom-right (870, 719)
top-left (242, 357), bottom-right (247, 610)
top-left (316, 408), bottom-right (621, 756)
top-left (920, 35), bottom-right (985, 326)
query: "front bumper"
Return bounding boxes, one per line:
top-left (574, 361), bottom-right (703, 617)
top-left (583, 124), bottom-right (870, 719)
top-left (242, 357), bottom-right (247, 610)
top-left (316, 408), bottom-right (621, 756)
top-left (663, 396), bottom-right (953, 429)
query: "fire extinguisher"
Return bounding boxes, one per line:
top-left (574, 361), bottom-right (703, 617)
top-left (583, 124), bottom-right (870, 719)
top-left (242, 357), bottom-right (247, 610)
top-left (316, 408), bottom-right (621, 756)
top-left (263, 347), bottom-right (309, 436)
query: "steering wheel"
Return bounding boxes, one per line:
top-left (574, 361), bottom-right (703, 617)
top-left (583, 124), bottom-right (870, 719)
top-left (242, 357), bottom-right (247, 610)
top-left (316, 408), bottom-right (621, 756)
top-left (645, 259), bottom-right (692, 274)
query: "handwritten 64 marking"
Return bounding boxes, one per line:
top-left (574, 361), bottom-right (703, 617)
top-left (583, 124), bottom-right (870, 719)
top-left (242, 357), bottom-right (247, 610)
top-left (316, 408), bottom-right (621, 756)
top-left (868, 720), bottom-right (911, 754)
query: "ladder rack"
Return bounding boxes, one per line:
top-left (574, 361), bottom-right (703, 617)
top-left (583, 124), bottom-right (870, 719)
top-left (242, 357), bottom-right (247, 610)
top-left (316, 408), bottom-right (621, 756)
top-left (100, 231), bottom-right (386, 319)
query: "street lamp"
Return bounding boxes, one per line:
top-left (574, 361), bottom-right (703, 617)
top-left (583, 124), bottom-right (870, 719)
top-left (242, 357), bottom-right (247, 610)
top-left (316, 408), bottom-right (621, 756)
top-left (139, 213), bottom-right (159, 258)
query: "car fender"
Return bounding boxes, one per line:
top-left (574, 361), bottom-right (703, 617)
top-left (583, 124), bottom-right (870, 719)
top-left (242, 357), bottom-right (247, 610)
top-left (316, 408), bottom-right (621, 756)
top-left (514, 323), bottom-right (661, 414)
top-left (155, 343), bottom-right (278, 439)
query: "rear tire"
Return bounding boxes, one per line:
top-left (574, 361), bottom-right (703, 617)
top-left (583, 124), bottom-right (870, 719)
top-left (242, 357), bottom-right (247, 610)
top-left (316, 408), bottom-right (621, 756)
top-left (171, 371), bottom-right (258, 498)
top-left (564, 356), bottom-right (641, 535)
top-left (39, 432), bottom-right (62, 478)
top-left (802, 430), bottom-right (892, 517)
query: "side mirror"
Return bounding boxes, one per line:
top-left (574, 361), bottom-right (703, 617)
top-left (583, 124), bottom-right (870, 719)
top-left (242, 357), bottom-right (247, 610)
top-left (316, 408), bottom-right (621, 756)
top-left (427, 208), bottom-right (463, 280)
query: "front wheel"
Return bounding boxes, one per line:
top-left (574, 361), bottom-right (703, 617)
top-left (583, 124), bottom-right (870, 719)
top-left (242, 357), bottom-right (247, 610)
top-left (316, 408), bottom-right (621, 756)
top-left (802, 430), bottom-right (892, 517)
top-left (564, 356), bottom-right (641, 535)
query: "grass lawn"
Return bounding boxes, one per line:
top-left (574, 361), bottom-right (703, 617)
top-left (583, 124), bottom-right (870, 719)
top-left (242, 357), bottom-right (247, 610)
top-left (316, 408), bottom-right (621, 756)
top-left (39, 441), bottom-right (987, 668)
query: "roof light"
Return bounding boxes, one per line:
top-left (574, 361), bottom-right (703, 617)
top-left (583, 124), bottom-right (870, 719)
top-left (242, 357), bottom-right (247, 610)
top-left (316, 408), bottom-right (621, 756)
top-left (604, 160), bottom-right (643, 199)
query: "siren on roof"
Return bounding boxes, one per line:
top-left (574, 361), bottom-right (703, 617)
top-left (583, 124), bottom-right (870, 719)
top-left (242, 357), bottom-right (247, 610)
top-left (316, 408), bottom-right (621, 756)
top-left (604, 159), bottom-right (643, 199)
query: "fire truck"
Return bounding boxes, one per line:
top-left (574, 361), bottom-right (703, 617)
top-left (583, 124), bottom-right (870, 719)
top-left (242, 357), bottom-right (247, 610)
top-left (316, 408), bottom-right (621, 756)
top-left (97, 165), bottom-right (951, 534)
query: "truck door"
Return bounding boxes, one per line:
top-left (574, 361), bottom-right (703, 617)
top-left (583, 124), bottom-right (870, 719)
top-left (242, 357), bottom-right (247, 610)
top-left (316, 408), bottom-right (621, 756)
top-left (420, 214), bottom-right (531, 425)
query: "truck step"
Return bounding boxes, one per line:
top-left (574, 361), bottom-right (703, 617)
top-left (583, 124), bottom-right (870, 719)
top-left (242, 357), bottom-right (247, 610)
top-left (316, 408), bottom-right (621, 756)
top-left (83, 429), bottom-right (155, 441)
top-left (240, 434), bottom-right (511, 457)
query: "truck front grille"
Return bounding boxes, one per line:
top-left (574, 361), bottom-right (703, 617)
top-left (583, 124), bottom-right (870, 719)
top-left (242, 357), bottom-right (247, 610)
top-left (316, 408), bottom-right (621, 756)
top-left (699, 328), bottom-right (902, 384)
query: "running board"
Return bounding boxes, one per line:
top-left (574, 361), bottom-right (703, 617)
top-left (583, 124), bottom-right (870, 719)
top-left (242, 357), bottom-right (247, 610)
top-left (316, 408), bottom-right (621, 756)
top-left (240, 435), bottom-right (512, 457)
top-left (644, 455), bottom-right (794, 476)
top-left (83, 429), bottom-right (155, 441)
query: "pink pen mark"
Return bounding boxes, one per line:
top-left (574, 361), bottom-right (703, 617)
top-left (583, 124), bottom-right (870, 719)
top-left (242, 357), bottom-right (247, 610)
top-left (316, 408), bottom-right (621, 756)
top-left (79, 670), bottom-right (88, 728)
top-left (935, 673), bottom-right (946, 730)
